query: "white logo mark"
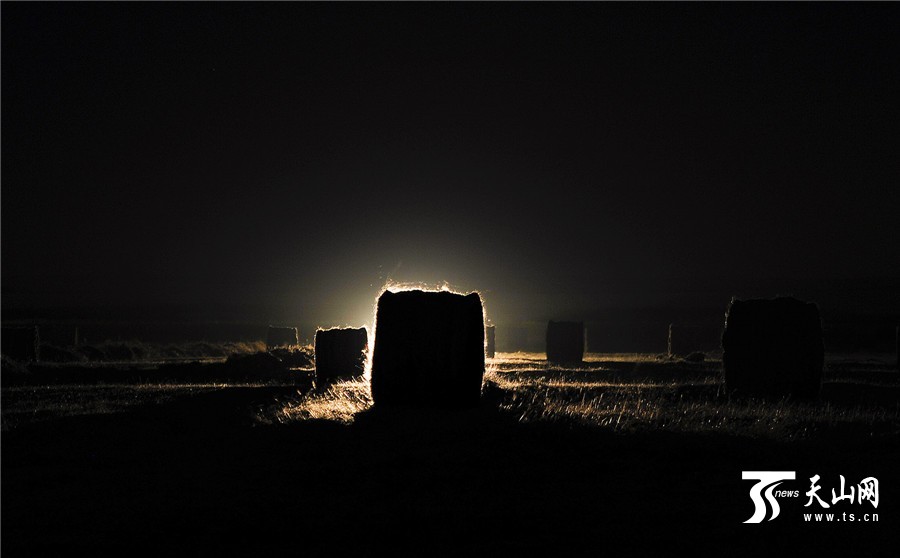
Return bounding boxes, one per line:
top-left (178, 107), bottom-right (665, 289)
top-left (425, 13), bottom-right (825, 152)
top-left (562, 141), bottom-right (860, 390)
top-left (742, 471), bottom-right (797, 523)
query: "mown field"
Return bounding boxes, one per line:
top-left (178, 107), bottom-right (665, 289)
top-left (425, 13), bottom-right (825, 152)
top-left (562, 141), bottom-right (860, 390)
top-left (2, 352), bottom-right (898, 554)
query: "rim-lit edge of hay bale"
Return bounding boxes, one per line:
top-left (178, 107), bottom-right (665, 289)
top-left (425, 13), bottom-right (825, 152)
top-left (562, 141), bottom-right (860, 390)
top-left (314, 327), bottom-right (368, 386)
top-left (546, 321), bottom-right (584, 363)
top-left (370, 289), bottom-right (485, 408)
top-left (721, 296), bottom-right (824, 400)
top-left (266, 326), bottom-right (299, 350)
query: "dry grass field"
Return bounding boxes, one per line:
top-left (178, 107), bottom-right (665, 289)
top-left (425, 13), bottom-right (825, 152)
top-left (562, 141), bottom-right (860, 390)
top-left (2, 352), bottom-right (898, 554)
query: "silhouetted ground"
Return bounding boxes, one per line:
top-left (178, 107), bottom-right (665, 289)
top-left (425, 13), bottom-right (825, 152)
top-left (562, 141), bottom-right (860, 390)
top-left (2, 346), bottom-right (313, 387)
top-left (2, 353), bottom-right (898, 555)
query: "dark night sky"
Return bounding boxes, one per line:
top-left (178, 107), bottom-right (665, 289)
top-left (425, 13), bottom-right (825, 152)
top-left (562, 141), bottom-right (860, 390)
top-left (3, 3), bottom-right (899, 329)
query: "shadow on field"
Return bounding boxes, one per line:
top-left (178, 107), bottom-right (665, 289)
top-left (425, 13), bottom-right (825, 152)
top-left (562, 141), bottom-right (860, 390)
top-left (2, 348), bottom-right (315, 387)
top-left (3, 377), bottom-right (899, 555)
top-left (821, 381), bottom-right (900, 407)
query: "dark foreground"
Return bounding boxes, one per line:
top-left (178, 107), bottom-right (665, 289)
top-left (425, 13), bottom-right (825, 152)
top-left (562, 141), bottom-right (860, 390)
top-left (3, 357), bottom-right (899, 555)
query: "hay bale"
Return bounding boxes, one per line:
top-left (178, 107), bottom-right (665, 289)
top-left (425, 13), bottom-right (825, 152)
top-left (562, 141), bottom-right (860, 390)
top-left (722, 297), bottom-right (824, 400)
top-left (485, 325), bottom-right (496, 358)
top-left (684, 351), bottom-right (706, 363)
top-left (370, 290), bottom-right (485, 407)
top-left (315, 327), bottom-right (368, 385)
top-left (266, 326), bottom-right (298, 350)
top-left (546, 321), bottom-right (584, 363)
top-left (1, 326), bottom-right (40, 362)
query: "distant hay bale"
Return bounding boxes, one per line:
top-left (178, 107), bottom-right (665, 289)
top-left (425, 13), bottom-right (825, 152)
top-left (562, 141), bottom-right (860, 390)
top-left (485, 326), bottom-right (496, 358)
top-left (371, 289), bottom-right (485, 407)
top-left (722, 297), bottom-right (824, 400)
top-left (1, 326), bottom-right (40, 362)
top-left (546, 321), bottom-right (584, 363)
top-left (315, 327), bottom-right (368, 385)
top-left (684, 351), bottom-right (706, 363)
top-left (266, 326), bottom-right (299, 350)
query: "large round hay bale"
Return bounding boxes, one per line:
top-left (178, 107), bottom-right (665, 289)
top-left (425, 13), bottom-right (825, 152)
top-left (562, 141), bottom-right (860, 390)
top-left (1, 326), bottom-right (40, 362)
top-left (370, 290), bottom-right (485, 408)
top-left (722, 297), bottom-right (824, 400)
top-left (546, 321), bottom-right (584, 363)
top-left (315, 327), bottom-right (368, 385)
top-left (485, 325), bottom-right (496, 358)
top-left (266, 326), bottom-right (298, 350)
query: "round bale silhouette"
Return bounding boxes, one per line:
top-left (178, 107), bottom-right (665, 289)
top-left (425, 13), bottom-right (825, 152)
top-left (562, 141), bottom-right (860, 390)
top-left (370, 290), bottom-right (485, 408)
top-left (722, 297), bottom-right (824, 400)
top-left (546, 321), bottom-right (584, 363)
top-left (315, 327), bottom-right (368, 386)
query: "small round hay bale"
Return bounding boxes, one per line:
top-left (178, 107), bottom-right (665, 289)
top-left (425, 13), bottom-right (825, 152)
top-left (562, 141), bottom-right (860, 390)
top-left (546, 321), bottom-right (584, 363)
top-left (684, 351), bottom-right (706, 363)
top-left (315, 327), bottom-right (368, 385)
top-left (722, 297), bottom-right (824, 400)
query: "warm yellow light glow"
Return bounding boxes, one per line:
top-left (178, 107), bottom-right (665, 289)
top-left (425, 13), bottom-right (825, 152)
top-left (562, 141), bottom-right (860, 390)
top-left (377, 280), bottom-right (465, 294)
top-left (368, 280), bottom-right (490, 363)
